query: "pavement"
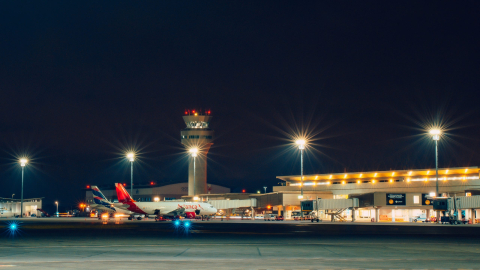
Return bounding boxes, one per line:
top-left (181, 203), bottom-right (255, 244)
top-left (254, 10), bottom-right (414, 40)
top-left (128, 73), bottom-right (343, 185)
top-left (0, 217), bottom-right (480, 269)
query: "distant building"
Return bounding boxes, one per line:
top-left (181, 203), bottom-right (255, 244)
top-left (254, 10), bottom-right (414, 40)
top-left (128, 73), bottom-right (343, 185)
top-left (0, 197), bottom-right (43, 217)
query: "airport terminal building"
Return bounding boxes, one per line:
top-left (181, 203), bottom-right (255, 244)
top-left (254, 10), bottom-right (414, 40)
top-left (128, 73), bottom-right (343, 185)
top-left (274, 166), bottom-right (480, 221)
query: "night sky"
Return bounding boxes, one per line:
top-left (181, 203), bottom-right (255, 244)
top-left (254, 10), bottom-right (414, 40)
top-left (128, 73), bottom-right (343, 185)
top-left (1, 2), bottom-right (479, 212)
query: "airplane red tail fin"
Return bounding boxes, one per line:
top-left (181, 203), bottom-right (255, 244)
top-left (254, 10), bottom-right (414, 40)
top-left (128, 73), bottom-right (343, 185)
top-left (115, 183), bottom-right (135, 203)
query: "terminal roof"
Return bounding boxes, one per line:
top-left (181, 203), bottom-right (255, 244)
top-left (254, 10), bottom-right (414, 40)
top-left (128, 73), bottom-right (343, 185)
top-left (277, 167), bottom-right (479, 182)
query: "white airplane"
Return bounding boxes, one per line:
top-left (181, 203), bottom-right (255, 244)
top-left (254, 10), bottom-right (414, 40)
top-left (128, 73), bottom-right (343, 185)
top-left (90, 186), bottom-right (134, 217)
top-left (0, 208), bottom-right (15, 218)
top-left (114, 183), bottom-right (217, 220)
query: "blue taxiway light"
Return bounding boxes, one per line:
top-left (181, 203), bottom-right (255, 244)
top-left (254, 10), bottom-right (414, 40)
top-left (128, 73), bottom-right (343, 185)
top-left (10, 224), bottom-right (17, 230)
top-left (184, 221), bottom-right (191, 228)
top-left (174, 220), bottom-right (180, 226)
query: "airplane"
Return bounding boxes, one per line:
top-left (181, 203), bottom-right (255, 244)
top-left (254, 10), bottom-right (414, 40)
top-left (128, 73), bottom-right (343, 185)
top-left (0, 208), bottom-right (15, 218)
top-left (114, 183), bottom-right (218, 221)
top-left (90, 186), bottom-right (134, 218)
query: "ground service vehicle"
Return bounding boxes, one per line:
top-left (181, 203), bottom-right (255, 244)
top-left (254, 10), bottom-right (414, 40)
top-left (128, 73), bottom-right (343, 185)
top-left (413, 213), bottom-right (427, 222)
top-left (264, 214), bottom-right (276, 221)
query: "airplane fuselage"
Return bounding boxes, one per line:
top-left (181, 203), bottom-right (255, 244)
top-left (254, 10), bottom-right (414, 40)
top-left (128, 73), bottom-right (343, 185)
top-left (120, 201), bottom-right (217, 217)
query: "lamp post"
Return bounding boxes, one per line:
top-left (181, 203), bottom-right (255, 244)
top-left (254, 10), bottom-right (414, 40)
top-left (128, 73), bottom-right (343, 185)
top-left (295, 139), bottom-right (306, 199)
top-left (295, 139), bottom-right (306, 219)
top-left (429, 129), bottom-right (441, 197)
top-left (55, 201), bottom-right (58, 216)
top-left (20, 158), bottom-right (28, 218)
top-left (189, 148), bottom-right (199, 201)
top-left (263, 186), bottom-right (267, 193)
top-left (127, 153), bottom-right (135, 196)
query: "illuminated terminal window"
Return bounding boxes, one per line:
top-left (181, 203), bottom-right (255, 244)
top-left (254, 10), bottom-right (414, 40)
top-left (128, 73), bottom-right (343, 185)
top-left (413, 196), bottom-right (419, 204)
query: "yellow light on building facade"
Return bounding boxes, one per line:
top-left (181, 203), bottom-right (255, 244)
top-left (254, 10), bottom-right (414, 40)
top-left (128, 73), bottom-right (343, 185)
top-left (341, 181), bottom-right (345, 185)
top-left (154, 197), bottom-right (160, 202)
top-left (357, 180), bottom-right (361, 184)
top-left (465, 169), bottom-right (468, 173)
top-left (446, 169), bottom-right (449, 174)
top-left (359, 174), bottom-right (363, 177)
top-left (372, 180), bottom-right (376, 184)
top-left (391, 172), bottom-right (395, 176)
top-left (329, 175), bottom-right (332, 179)
top-left (389, 179), bottom-right (393, 183)
top-left (327, 181), bottom-right (331, 185)
top-left (407, 178), bottom-right (410, 183)
top-left (315, 175), bottom-right (318, 180)
top-left (344, 174), bottom-right (347, 178)
top-left (374, 173), bottom-right (377, 177)
top-left (408, 171), bottom-right (412, 175)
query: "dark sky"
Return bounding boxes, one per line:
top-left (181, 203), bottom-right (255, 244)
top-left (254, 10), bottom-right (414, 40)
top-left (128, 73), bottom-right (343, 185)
top-left (1, 1), bottom-right (479, 212)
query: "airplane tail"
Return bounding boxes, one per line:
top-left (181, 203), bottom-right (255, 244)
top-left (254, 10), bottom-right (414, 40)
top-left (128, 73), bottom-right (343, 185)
top-left (115, 183), bottom-right (135, 203)
top-left (91, 186), bottom-right (111, 204)
top-left (91, 186), bottom-right (116, 211)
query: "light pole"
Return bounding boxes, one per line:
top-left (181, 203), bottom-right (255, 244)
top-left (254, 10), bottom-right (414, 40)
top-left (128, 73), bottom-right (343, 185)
top-left (430, 129), bottom-right (441, 197)
top-left (263, 186), bottom-right (267, 193)
top-left (127, 153), bottom-right (135, 196)
top-left (12, 194), bottom-right (15, 199)
top-left (295, 139), bottom-right (306, 219)
top-left (20, 158), bottom-right (28, 218)
top-left (55, 201), bottom-right (58, 216)
top-left (295, 139), bottom-right (306, 199)
top-left (189, 148), bottom-right (199, 201)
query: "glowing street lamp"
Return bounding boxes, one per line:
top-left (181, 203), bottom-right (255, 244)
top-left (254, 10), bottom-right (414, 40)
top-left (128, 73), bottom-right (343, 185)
top-left (19, 158), bottom-right (28, 218)
top-left (127, 153), bottom-right (135, 195)
top-left (295, 139), bottom-right (306, 218)
top-left (55, 201), bottom-right (58, 216)
top-left (429, 129), bottom-right (441, 197)
top-left (189, 148), bottom-right (199, 200)
top-left (295, 139), bottom-right (306, 198)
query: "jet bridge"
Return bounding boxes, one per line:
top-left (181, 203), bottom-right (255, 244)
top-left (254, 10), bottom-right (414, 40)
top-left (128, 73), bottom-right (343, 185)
top-left (301, 198), bottom-right (359, 222)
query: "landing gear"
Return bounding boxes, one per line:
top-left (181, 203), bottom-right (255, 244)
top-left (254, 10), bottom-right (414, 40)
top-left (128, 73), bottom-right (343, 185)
top-left (128, 216), bottom-right (133, 220)
top-left (137, 217), bottom-right (142, 220)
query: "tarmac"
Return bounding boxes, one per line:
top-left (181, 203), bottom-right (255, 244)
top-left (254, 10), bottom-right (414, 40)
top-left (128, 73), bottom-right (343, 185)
top-left (0, 217), bottom-right (479, 269)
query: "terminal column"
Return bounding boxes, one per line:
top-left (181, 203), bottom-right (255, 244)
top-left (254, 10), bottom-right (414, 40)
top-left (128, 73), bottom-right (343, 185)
top-left (375, 208), bottom-right (379, 223)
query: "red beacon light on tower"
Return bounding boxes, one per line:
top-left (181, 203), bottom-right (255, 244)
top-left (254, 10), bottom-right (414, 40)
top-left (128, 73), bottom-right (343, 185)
top-left (150, 181), bottom-right (154, 185)
top-left (123, 183), bottom-right (126, 186)
top-left (86, 185), bottom-right (90, 189)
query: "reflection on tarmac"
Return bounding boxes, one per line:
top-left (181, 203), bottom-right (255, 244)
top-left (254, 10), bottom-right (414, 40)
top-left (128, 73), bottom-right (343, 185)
top-left (1, 218), bottom-right (480, 269)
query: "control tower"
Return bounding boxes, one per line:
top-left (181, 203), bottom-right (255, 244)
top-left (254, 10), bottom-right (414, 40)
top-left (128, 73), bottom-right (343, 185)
top-left (181, 109), bottom-right (214, 196)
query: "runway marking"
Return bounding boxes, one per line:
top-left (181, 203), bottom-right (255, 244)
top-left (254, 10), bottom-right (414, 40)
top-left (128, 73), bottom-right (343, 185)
top-left (0, 266), bottom-right (15, 267)
top-left (257, 247), bottom-right (262, 256)
top-left (174, 248), bottom-right (190, 257)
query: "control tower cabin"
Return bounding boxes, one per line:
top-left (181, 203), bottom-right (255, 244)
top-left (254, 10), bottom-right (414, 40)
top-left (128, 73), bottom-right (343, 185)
top-left (181, 109), bottom-right (214, 196)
